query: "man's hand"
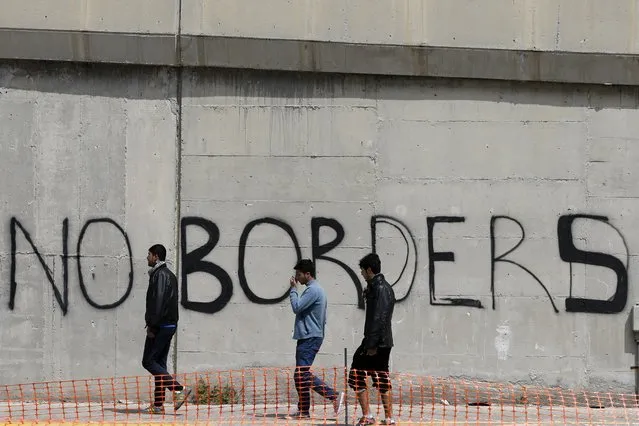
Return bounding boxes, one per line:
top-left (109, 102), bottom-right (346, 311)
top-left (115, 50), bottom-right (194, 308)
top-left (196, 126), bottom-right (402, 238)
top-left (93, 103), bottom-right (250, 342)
top-left (289, 276), bottom-right (297, 288)
top-left (366, 347), bottom-right (377, 356)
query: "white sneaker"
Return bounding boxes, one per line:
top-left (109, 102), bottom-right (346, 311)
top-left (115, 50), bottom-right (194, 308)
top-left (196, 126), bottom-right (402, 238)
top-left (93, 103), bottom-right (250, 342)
top-left (333, 392), bottom-right (345, 417)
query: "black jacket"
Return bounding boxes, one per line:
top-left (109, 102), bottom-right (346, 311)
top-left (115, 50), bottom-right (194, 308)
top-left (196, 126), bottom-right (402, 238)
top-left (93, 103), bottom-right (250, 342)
top-left (362, 273), bottom-right (396, 349)
top-left (145, 263), bottom-right (179, 330)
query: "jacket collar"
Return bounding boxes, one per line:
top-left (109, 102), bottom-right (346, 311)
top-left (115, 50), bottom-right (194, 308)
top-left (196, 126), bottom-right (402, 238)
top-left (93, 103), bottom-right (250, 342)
top-left (369, 273), bottom-right (385, 285)
top-left (148, 261), bottom-right (166, 276)
top-left (364, 274), bottom-right (385, 294)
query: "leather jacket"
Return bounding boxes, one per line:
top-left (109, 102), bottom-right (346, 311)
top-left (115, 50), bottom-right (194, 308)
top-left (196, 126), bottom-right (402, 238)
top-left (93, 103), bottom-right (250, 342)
top-left (362, 273), bottom-right (396, 349)
top-left (145, 263), bottom-right (179, 330)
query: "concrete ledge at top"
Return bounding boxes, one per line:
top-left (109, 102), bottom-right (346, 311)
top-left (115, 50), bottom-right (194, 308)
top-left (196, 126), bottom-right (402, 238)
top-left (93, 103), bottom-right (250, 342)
top-left (0, 0), bottom-right (179, 65)
top-left (180, 37), bottom-right (639, 85)
top-left (182, 0), bottom-right (639, 55)
top-left (1, 0), bottom-right (639, 85)
top-left (180, 0), bottom-right (639, 84)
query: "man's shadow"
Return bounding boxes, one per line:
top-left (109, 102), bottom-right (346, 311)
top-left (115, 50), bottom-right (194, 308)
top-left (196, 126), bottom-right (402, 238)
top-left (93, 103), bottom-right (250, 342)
top-left (252, 413), bottom-right (348, 425)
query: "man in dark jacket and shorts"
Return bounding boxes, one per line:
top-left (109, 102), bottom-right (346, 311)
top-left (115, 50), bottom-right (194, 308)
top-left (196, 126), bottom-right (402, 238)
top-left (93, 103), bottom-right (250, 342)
top-left (142, 244), bottom-right (191, 414)
top-left (348, 253), bottom-right (396, 425)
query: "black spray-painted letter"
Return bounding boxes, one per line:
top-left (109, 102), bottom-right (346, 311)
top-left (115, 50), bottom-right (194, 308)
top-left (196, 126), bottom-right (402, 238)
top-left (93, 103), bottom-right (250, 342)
top-left (77, 218), bottom-right (134, 310)
top-left (312, 217), bottom-right (364, 309)
top-left (558, 214), bottom-right (628, 314)
top-left (239, 218), bottom-right (301, 304)
top-left (427, 216), bottom-right (483, 308)
top-left (490, 216), bottom-right (558, 313)
top-left (181, 217), bottom-right (233, 314)
top-left (10, 217), bottom-right (69, 315)
top-left (371, 215), bottom-right (418, 303)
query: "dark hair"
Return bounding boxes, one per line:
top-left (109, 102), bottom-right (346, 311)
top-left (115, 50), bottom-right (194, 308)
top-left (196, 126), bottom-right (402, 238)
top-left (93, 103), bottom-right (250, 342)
top-left (359, 253), bottom-right (381, 274)
top-left (294, 259), bottom-right (315, 277)
top-left (149, 244), bottom-right (167, 261)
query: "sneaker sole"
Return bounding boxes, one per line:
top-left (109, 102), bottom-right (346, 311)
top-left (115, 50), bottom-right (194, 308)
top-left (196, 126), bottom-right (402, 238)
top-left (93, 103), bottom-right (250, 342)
top-left (174, 387), bottom-right (192, 411)
top-left (334, 392), bottom-right (345, 417)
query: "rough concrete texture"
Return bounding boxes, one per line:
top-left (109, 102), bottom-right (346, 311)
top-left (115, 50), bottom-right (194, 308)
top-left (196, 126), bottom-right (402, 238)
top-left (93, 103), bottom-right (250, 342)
top-left (2, 1), bottom-right (639, 85)
top-left (0, 62), bottom-right (179, 382)
top-left (4, 0), bottom-right (638, 54)
top-left (1, 61), bottom-right (639, 396)
top-left (182, 0), bottom-right (639, 53)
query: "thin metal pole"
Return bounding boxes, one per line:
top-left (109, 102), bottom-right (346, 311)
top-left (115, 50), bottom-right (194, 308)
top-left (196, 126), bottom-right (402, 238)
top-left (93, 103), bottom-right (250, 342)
top-left (635, 343), bottom-right (639, 402)
top-left (172, 0), bottom-right (184, 378)
top-left (344, 347), bottom-right (348, 425)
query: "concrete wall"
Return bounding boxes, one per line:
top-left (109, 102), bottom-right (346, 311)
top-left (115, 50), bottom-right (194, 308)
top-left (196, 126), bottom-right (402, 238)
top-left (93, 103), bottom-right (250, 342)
top-left (1, 60), bottom-right (638, 393)
top-left (2, 0), bottom-right (639, 84)
top-left (0, 62), bottom-right (179, 381)
top-left (179, 69), bottom-right (639, 394)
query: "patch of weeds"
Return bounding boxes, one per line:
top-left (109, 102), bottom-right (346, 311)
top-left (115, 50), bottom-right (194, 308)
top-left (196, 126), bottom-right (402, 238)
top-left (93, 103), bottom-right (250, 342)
top-left (194, 377), bottom-right (240, 405)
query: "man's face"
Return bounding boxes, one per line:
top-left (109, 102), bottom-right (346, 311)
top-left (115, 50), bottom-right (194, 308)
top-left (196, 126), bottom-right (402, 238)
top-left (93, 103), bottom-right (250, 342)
top-left (360, 267), bottom-right (373, 282)
top-left (295, 270), bottom-right (309, 285)
top-left (147, 251), bottom-right (158, 267)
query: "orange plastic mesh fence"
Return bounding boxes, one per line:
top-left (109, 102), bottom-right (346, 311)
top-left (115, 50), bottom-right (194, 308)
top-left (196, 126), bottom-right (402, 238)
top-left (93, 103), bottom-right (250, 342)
top-left (1, 368), bottom-right (638, 425)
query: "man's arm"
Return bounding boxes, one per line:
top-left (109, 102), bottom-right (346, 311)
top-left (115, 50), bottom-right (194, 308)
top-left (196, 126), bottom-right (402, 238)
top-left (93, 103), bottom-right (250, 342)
top-left (289, 285), bottom-right (320, 314)
top-left (147, 273), bottom-right (169, 329)
top-left (363, 285), bottom-right (390, 350)
top-left (363, 286), bottom-right (381, 349)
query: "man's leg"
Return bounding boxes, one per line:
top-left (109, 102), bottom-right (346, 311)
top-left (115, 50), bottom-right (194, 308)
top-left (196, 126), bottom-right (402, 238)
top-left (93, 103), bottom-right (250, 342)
top-left (310, 375), bottom-right (337, 399)
top-left (142, 328), bottom-right (181, 407)
top-left (156, 328), bottom-right (184, 392)
top-left (142, 334), bottom-right (164, 408)
top-left (380, 390), bottom-right (393, 421)
top-left (356, 388), bottom-right (371, 417)
top-left (154, 328), bottom-right (192, 411)
top-left (142, 335), bottom-right (154, 374)
top-left (304, 338), bottom-right (343, 417)
top-left (293, 338), bottom-right (313, 416)
top-left (348, 345), bottom-right (374, 423)
top-left (153, 375), bottom-right (167, 408)
top-left (371, 348), bottom-right (394, 423)
top-left (305, 338), bottom-right (338, 401)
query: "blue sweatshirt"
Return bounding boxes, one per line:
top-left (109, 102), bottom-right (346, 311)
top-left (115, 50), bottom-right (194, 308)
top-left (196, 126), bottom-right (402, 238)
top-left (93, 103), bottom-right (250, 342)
top-left (289, 280), bottom-right (327, 340)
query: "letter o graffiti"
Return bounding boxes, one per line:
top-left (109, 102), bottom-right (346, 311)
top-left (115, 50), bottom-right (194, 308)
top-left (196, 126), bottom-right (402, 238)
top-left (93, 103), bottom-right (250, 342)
top-left (238, 218), bottom-right (302, 304)
top-left (76, 218), bottom-right (134, 310)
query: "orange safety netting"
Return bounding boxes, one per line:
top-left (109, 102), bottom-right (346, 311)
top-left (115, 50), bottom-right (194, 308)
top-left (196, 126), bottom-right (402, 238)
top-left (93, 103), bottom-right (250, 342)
top-left (1, 367), bottom-right (638, 425)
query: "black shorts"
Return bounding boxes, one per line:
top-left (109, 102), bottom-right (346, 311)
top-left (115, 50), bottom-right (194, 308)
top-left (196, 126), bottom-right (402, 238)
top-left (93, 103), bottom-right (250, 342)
top-left (347, 344), bottom-right (392, 392)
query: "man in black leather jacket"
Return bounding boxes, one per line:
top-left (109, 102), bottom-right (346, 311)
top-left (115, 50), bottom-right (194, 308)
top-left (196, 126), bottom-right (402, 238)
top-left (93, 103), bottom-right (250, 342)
top-left (142, 244), bottom-right (191, 414)
top-left (348, 253), bottom-right (396, 426)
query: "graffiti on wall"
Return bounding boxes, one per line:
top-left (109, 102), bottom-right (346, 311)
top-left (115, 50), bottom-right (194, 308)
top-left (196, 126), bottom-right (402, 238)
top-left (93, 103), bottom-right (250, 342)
top-left (180, 215), bottom-right (417, 314)
top-left (9, 217), bottom-right (133, 315)
top-left (7, 213), bottom-right (630, 316)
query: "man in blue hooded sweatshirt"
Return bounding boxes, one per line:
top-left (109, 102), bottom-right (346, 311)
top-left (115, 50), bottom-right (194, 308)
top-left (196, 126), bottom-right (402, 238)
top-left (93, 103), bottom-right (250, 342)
top-left (287, 259), bottom-right (344, 420)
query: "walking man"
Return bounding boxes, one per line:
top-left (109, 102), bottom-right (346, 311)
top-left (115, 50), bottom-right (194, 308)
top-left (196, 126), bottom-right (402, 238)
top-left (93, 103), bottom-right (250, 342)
top-left (287, 259), bottom-right (344, 419)
top-left (348, 253), bottom-right (397, 426)
top-left (142, 244), bottom-right (191, 414)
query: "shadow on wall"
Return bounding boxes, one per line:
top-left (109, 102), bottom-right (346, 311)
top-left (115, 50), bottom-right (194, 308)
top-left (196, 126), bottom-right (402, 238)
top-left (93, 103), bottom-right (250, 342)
top-left (0, 60), bottom-right (177, 100)
top-left (1, 60), bottom-right (639, 111)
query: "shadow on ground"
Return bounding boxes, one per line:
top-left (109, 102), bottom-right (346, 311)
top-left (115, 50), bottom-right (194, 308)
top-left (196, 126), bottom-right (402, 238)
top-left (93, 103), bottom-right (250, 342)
top-left (252, 412), bottom-right (349, 425)
top-left (103, 407), bottom-right (183, 417)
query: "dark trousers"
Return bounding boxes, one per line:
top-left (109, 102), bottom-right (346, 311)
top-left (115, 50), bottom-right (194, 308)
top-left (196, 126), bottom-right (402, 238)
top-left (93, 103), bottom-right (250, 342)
top-left (142, 327), bottom-right (183, 406)
top-left (294, 337), bottom-right (338, 414)
top-left (347, 344), bottom-right (392, 392)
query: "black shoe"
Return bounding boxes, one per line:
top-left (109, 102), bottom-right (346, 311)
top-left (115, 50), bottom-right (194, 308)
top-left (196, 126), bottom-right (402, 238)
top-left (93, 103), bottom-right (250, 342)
top-left (287, 411), bottom-right (311, 419)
